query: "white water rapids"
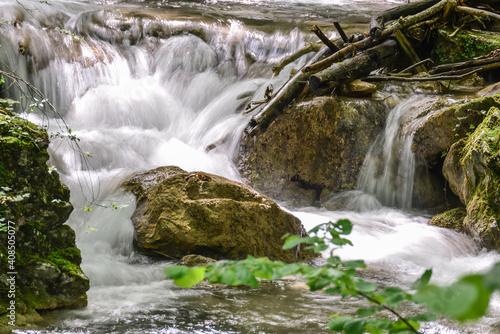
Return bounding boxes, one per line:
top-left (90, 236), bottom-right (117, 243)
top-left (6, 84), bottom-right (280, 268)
top-left (1, 0), bottom-right (500, 333)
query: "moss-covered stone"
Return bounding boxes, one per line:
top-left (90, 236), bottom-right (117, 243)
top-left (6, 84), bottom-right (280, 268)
top-left (124, 166), bottom-right (317, 263)
top-left (0, 114), bottom-right (89, 324)
top-left (432, 29), bottom-right (500, 64)
top-left (429, 207), bottom-right (467, 233)
top-left (412, 95), bottom-right (500, 168)
top-left (443, 106), bottom-right (500, 250)
top-left (238, 97), bottom-right (392, 207)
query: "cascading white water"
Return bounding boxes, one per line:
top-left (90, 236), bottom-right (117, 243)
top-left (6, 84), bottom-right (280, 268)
top-left (2, 1), bottom-right (500, 333)
top-left (358, 96), bottom-right (421, 209)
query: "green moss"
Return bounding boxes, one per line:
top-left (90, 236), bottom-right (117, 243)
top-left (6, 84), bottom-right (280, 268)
top-left (0, 115), bottom-right (88, 315)
top-left (433, 29), bottom-right (500, 64)
top-left (429, 207), bottom-right (466, 232)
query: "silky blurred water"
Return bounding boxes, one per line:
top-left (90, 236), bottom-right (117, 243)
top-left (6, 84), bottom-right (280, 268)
top-left (1, 0), bottom-right (499, 333)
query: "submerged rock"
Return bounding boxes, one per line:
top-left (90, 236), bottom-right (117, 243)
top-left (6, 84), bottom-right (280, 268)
top-left (442, 106), bottom-right (500, 250)
top-left (124, 166), bottom-right (316, 263)
top-left (239, 96), bottom-right (391, 207)
top-left (0, 115), bottom-right (89, 324)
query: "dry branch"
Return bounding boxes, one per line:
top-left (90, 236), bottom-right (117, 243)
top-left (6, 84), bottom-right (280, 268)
top-left (272, 43), bottom-right (323, 76)
top-left (369, 0), bottom-right (442, 39)
top-left (309, 39), bottom-right (400, 95)
top-left (454, 5), bottom-right (500, 22)
top-left (312, 25), bottom-right (340, 53)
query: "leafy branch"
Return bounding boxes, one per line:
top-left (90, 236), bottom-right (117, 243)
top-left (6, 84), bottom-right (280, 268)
top-left (165, 220), bottom-right (500, 334)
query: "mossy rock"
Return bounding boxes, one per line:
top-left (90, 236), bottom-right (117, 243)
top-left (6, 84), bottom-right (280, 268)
top-left (432, 29), bottom-right (500, 64)
top-left (239, 96), bottom-right (391, 207)
top-left (412, 95), bottom-right (500, 168)
top-left (429, 207), bottom-right (467, 233)
top-left (443, 106), bottom-right (500, 250)
top-left (124, 166), bottom-right (317, 263)
top-left (0, 115), bottom-right (88, 319)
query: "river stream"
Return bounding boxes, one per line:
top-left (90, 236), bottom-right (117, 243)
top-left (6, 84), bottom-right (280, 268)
top-left (1, 0), bottom-right (500, 333)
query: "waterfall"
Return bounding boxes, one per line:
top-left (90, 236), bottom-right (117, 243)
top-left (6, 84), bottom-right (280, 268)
top-left (1, 1), bottom-right (500, 333)
top-left (357, 96), bottom-right (442, 210)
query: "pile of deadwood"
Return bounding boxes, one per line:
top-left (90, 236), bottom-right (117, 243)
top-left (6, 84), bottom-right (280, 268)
top-left (245, 0), bottom-right (500, 136)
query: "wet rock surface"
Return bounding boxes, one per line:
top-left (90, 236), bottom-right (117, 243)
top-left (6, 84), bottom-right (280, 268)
top-left (239, 96), bottom-right (392, 207)
top-left (0, 115), bottom-right (89, 324)
top-left (124, 166), bottom-right (317, 263)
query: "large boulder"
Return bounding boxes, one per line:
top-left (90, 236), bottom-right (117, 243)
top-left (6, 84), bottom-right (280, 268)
top-left (238, 96), bottom-right (392, 207)
top-left (124, 166), bottom-right (316, 263)
top-left (0, 115), bottom-right (89, 326)
top-left (442, 106), bottom-right (500, 250)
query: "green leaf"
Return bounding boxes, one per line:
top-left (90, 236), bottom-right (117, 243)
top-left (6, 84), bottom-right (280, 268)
top-left (282, 236), bottom-right (301, 249)
top-left (164, 265), bottom-right (189, 279)
top-left (411, 269), bottom-right (432, 290)
top-left (343, 260), bottom-right (366, 269)
top-left (415, 275), bottom-right (491, 321)
top-left (219, 268), bottom-right (237, 285)
top-left (235, 266), bottom-right (259, 287)
top-left (314, 243), bottom-right (329, 252)
top-left (272, 263), bottom-right (302, 279)
top-left (307, 277), bottom-right (331, 291)
top-left (173, 267), bottom-right (206, 288)
top-left (325, 287), bottom-right (341, 295)
top-left (355, 280), bottom-right (377, 293)
top-left (336, 219), bottom-right (353, 235)
top-left (357, 308), bottom-right (377, 316)
top-left (344, 318), bottom-right (367, 334)
top-left (328, 316), bottom-right (353, 331)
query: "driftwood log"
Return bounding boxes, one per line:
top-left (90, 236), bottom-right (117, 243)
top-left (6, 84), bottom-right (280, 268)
top-left (309, 39), bottom-right (400, 95)
top-left (244, 0), bottom-right (500, 138)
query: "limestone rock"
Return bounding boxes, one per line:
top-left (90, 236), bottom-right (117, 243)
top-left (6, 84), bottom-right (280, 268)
top-left (0, 115), bottom-right (89, 318)
top-left (412, 95), bottom-right (500, 168)
top-left (341, 79), bottom-right (377, 97)
top-left (124, 166), bottom-right (316, 263)
top-left (238, 96), bottom-right (392, 207)
top-left (178, 254), bottom-right (216, 267)
top-left (443, 107), bottom-right (500, 250)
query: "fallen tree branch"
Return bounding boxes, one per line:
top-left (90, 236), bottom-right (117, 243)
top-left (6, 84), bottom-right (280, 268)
top-left (309, 39), bottom-right (400, 95)
top-left (429, 56), bottom-right (500, 74)
top-left (334, 22), bottom-right (349, 43)
top-left (400, 58), bottom-right (433, 73)
top-left (247, 46), bottom-right (331, 136)
top-left (312, 25), bottom-right (340, 53)
top-left (363, 68), bottom-right (481, 82)
top-left (272, 42), bottom-right (323, 76)
top-left (394, 29), bottom-right (427, 73)
top-left (454, 5), bottom-right (500, 22)
top-left (370, 0), bottom-right (442, 39)
top-left (379, 0), bottom-right (454, 40)
top-left (303, 37), bottom-right (372, 73)
top-left (305, 0), bottom-right (452, 74)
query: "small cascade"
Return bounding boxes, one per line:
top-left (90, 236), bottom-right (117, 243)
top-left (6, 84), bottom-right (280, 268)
top-left (357, 96), bottom-right (435, 210)
top-left (1, 1), bottom-right (500, 333)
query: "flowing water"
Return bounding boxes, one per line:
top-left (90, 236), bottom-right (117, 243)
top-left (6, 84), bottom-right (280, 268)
top-left (1, 0), bottom-right (500, 333)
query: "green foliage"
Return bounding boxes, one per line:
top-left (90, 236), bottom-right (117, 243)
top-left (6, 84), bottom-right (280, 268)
top-left (164, 220), bottom-right (500, 333)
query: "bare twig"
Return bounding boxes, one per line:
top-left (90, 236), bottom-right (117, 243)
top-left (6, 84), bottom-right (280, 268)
top-left (272, 43), bottom-right (323, 76)
top-left (455, 5), bottom-right (500, 22)
top-left (312, 25), bottom-right (340, 53)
